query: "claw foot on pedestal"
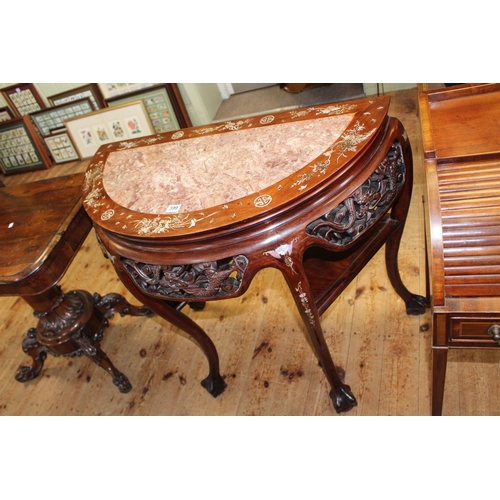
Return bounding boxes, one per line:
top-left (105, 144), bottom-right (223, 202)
top-left (72, 327), bottom-right (133, 394)
top-left (15, 289), bottom-right (149, 394)
top-left (15, 328), bottom-right (49, 383)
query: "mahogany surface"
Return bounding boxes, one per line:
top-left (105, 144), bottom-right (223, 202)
top-left (0, 174), bottom-right (150, 392)
top-left (83, 96), bottom-right (425, 413)
top-left (419, 83), bottom-right (500, 415)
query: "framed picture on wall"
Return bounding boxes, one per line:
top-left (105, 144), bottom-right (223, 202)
top-left (97, 83), bottom-right (156, 100)
top-left (65, 100), bottom-right (154, 159)
top-left (31, 98), bottom-right (94, 137)
top-left (48, 83), bottom-right (105, 111)
top-left (43, 131), bottom-right (79, 164)
top-left (0, 106), bottom-right (15, 122)
top-left (1, 83), bottom-right (46, 117)
top-left (105, 83), bottom-right (191, 129)
top-left (106, 85), bottom-right (181, 133)
top-left (0, 116), bottom-right (52, 175)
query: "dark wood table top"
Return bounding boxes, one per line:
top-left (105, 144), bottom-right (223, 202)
top-left (0, 173), bottom-right (91, 295)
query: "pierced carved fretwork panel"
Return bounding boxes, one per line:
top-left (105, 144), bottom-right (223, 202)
top-left (306, 141), bottom-right (406, 247)
top-left (122, 255), bottom-right (249, 300)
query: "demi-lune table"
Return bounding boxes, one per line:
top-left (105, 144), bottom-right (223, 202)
top-left (82, 96), bottom-right (425, 413)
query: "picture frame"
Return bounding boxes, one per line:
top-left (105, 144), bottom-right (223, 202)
top-left (48, 83), bottom-right (105, 111)
top-left (0, 106), bottom-right (15, 123)
top-left (106, 85), bottom-right (179, 133)
top-left (0, 116), bottom-right (52, 175)
top-left (97, 83), bottom-right (156, 100)
top-left (105, 83), bottom-right (192, 130)
top-left (1, 83), bottom-right (46, 117)
top-left (65, 100), bottom-right (154, 159)
top-left (31, 97), bottom-right (94, 137)
top-left (43, 131), bottom-right (79, 164)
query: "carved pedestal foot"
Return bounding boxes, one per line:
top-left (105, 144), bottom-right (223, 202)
top-left (201, 373), bottom-right (227, 398)
top-left (405, 294), bottom-right (426, 315)
top-left (15, 328), bottom-right (49, 382)
top-left (18, 288), bottom-right (140, 394)
top-left (93, 292), bottom-right (152, 319)
top-left (71, 326), bottom-right (132, 394)
top-left (329, 383), bottom-right (358, 414)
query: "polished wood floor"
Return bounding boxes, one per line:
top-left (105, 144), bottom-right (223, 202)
top-left (1, 87), bottom-right (499, 416)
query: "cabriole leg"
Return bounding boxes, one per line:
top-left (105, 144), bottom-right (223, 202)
top-left (281, 266), bottom-right (357, 414)
top-left (115, 265), bottom-right (226, 398)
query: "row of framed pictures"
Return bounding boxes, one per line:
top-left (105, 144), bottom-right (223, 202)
top-left (66, 100), bottom-right (154, 158)
top-left (0, 83), bottom-right (192, 175)
top-left (1, 83), bottom-right (191, 128)
top-left (0, 100), bottom-right (154, 174)
top-left (0, 116), bottom-right (52, 174)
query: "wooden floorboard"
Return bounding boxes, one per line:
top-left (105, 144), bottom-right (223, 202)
top-left (1, 87), bottom-right (498, 416)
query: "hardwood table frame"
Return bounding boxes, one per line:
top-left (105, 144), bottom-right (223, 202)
top-left (0, 174), bottom-right (150, 392)
top-left (419, 83), bottom-right (500, 415)
top-left (83, 97), bottom-right (425, 413)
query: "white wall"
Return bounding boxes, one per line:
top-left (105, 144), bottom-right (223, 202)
top-left (177, 83), bottom-right (223, 125)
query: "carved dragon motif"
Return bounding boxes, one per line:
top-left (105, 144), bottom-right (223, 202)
top-left (121, 255), bottom-right (249, 300)
top-left (306, 141), bottom-right (406, 246)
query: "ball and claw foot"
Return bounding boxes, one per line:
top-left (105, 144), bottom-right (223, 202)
top-left (329, 384), bottom-right (358, 414)
top-left (113, 373), bottom-right (132, 393)
top-left (201, 374), bottom-right (227, 398)
top-left (405, 294), bottom-right (427, 315)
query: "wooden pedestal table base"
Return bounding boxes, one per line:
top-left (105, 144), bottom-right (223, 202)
top-left (15, 286), bottom-right (150, 393)
top-left (84, 97), bottom-right (426, 414)
top-left (0, 174), bottom-right (150, 395)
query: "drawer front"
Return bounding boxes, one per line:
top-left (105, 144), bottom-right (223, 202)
top-left (449, 314), bottom-right (500, 346)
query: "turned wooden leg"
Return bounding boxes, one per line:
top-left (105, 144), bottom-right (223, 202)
top-left (281, 264), bottom-right (357, 414)
top-left (115, 265), bottom-right (226, 397)
top-left (432, 347), bottom-right (448, 416)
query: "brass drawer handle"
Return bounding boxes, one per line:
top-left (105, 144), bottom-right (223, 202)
top-left (488, 325), bottom-right (500, 345)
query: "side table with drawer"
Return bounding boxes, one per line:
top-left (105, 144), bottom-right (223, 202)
top-left (419, 83), bottom-right (500, 415)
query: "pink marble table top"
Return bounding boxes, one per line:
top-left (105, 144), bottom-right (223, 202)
top-left (103, 113), bottom-right (354, 214)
